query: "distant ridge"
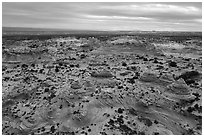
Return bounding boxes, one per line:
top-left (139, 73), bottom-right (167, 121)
top-left (2, 27), bottom-right (110, 32)
top-left (2, 27), bottom-right (84, 32)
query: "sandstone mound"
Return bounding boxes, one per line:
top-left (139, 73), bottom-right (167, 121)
top-left (71, 81), bottom-right (82, 89)
top-left (90, 70), bottom-right (113, 78)
top-left (159, 74), bottom-right (175, 83)
top-left (166, 78), bottom-right (190, 95)
top-left (139, 72), bottom-right (159, 83)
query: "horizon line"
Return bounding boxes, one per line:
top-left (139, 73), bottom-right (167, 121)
top-left (2, 26), bottom-right (202, 32)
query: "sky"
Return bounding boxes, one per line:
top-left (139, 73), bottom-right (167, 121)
top-left (2, 2), bottom-right (202, 31)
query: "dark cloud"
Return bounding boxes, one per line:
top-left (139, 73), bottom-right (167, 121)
top-left (2, 2), bottom-right (202, 31)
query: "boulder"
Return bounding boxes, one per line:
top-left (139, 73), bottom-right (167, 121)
top-left (177, 71), bottom-right (201, 85)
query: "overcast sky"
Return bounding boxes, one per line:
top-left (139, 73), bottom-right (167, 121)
top-left (2, 2), bottom-right (202, 31)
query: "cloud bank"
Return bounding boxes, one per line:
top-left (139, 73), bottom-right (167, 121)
top-left (2, 2), bottom-right (202, 31)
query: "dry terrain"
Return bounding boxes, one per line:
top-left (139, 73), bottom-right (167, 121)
top-left (2, 31), bottom-right (202, 135)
